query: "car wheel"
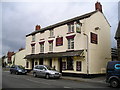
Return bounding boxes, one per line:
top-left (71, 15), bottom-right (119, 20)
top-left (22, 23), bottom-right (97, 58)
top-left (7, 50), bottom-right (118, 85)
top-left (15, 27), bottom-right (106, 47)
top-left (10, 71), bottom-right (12, 74)
top-left (33, 73), bottom-right (37, 77)
top-left (110, 79), bottom-right (119, 88)
top-left (45, 74), bottom-right (49, 79)
top-left (15, 71), bottom-right (19, 75)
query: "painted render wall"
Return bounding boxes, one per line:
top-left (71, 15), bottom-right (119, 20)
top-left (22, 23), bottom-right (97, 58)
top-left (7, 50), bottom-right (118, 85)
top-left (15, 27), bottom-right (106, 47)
top-left (84, 11), bottom-right (111, 74)
top-left (25, 11), bottom-right (111, 74)
top-left (11, 50), bottom-right (26, 67)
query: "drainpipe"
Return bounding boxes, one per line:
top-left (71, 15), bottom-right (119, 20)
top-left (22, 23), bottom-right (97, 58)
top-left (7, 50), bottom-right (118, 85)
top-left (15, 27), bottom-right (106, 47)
top-left (83, 33), bottom-right (89, 75)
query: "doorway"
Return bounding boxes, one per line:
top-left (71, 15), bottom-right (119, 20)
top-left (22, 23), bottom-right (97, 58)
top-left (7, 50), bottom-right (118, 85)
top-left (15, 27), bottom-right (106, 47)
top-left (58, 58), bottom-right (62, 73)
top-left (39, 58), bottom-right (43, 65)
top-left (32, 59), bottom-right (34, 69)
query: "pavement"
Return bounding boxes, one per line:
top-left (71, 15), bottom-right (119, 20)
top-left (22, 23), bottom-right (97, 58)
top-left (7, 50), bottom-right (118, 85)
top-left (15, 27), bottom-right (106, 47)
top-left (27, 70), bottom-right (106, 84)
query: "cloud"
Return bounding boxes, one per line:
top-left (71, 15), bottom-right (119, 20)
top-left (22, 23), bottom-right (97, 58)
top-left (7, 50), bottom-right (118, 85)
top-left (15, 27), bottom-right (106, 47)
top-left (1, 1), bottom-right (119, 56)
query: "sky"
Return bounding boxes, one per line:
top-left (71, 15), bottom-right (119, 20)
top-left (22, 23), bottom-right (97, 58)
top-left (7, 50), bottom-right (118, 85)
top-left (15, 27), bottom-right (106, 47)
top-left (1, 0), bottom-right (119, 56)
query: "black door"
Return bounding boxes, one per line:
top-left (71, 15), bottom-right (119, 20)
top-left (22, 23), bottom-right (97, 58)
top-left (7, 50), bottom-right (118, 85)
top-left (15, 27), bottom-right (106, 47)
top-left (39, 58), bottom-right (43, 65)
top-left (49, 59), bottom-right (52, 67)
top-left (59, 58), bottom-right (62, 73)
top-left (32, 59), bottom-right (34, 69)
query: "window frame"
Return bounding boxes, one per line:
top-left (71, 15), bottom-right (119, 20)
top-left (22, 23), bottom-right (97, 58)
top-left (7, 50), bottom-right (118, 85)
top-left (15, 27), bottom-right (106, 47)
top-left (31, 45), bottom-right (35, 54)
top-left (49, 42), bottom-right (53, 52)
top-left (40, 43), bottom-right (44, 53)
top-left (68, 38), bottom-right (74, 49)
top-left (50, 29), bottom-right (54, 37)
top-left (32, 35), bottom-right (35, 42)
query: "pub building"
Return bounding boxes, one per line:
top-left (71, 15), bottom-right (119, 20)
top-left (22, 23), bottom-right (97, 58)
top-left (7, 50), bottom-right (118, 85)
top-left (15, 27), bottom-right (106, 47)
top-left (24, 2), bottom-right (111, 77)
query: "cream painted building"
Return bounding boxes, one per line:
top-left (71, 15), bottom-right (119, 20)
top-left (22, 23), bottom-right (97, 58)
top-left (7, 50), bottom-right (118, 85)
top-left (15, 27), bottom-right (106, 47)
top-left (25, 2), bottom-right (111, 77)
top-left (11, 49), bottom-right (27, 68)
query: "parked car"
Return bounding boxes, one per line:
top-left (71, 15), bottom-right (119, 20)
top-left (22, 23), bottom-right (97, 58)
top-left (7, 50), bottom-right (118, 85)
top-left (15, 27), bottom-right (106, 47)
top-left (106, 61), bottom-right (120, 88)
top-left (10, 65), bottom-right (27, 75)
top-left (33, 65), bottom-right (62, 79)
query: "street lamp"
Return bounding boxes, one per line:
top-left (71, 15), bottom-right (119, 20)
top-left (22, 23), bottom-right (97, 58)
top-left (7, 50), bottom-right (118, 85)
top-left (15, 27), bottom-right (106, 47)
top-left (83, 33), bottom-right (89, 75)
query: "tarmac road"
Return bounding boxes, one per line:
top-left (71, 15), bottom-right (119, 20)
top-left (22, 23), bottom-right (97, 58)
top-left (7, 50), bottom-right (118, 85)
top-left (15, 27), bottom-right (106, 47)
top-left (2, 71), bottom-right (119, 90)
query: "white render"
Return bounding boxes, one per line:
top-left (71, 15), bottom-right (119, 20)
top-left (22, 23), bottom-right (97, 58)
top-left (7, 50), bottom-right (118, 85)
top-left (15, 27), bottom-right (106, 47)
top-left (25, 11), bottom-right (111, 74)
top-left (11, 50), bottom-right (27, 68)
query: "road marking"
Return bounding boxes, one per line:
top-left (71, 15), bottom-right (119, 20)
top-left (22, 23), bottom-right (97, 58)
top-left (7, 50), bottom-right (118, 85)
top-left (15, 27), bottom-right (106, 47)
top-left (64, 86), bottom-right (71, 88)
top-left (26, 78), bottom-right (51, 85)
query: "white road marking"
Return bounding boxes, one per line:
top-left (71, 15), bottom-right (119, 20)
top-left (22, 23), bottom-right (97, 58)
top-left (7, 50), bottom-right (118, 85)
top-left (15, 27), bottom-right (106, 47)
top-left (26, 78), bottom-right (50, 85)
top-left (64, 86), bottom-right (71, 88)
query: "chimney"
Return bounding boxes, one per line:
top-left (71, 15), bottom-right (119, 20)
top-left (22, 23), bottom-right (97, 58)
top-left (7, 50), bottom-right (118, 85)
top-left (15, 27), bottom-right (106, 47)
top-left (35, 25), bottom-right (41, 31)
top-left (95, 2), bottom-right (102, 13)
top-left (19, 48), bottom-right (24, 51)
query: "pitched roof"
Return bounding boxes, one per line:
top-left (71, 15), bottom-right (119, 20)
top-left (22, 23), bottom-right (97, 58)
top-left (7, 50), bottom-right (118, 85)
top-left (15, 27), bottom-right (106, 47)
top-left (26, 11), bottom-right (97, 37)
top-left (115, 21), bottom-right (120, 39)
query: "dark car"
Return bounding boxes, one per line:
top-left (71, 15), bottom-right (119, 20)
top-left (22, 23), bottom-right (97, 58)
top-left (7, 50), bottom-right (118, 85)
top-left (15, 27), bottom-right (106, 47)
top-left (10, 65), bottom-right (27, 75)
top-left (106, 61), bottom-right (120, 88)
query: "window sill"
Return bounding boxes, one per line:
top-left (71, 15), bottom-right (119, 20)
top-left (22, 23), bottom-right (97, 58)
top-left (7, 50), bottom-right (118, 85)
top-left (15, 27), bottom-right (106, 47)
top-left (48, 36), bottom-right (55, 38)
top-left (66, 49), bottom-right (74, 52)
top-left (31, 41), bottom-right (35, 42)
top-left (67, 32), bottom-right (74, 34)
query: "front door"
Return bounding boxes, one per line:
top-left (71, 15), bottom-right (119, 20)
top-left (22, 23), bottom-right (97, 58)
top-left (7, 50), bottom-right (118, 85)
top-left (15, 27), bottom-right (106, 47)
top-left (32, 59), bottom-right (34, 69)
top-left (59, 58), bottom-right (62, 73)
top-left (39, 58), bottom-right (43, 65)
top-left (49, 59), bottom-right (52, 67)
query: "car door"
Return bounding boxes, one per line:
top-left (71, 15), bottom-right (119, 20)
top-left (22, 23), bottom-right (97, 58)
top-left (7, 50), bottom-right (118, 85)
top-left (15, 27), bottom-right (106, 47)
top-left (11, 65), bottom-right (16, 73)
top-left (40, 66), bottom-right (47, 77)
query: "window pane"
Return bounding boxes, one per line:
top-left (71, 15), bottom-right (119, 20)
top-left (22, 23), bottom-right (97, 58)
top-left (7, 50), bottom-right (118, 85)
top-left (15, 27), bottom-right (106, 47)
top-left (76, 61), bottom-right (82, 71)
top-left (67, 57), bottom-right (73, 70)
top-left (32, 35), bottom-right (35, 42)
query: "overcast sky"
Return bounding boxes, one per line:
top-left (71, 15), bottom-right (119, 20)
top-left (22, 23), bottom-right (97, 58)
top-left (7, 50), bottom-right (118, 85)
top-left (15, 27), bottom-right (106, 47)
top-left (1, 0), bottom-right (119, 56)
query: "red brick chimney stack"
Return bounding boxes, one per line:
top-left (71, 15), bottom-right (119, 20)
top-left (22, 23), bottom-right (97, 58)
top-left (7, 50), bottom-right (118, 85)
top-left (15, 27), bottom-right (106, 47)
top-left (19, 48), bottom-right (24, 51)
top-left (95, 1), bottom-right (102, 13)
top-left (35, 25), bottom-right (41, 31)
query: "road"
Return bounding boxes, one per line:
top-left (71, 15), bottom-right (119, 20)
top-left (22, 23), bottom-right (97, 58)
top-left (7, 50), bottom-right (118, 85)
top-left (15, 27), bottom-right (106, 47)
top-left (2, 71), bottom-right (119, 89)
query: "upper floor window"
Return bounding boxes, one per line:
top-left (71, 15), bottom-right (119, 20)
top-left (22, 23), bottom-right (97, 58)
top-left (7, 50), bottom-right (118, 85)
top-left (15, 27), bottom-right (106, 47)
top-left (50, 29), bottom-right (54, 37)
top-left (40, 43), bottom-right (44, 53)
top-left (68, 38), bottom-right (74, 49)
top-left (31, 45), bottom-right (35, 54)
top-left (32, 35), bottom-right (35, 42)
top-left (68, 23), bottom-right (74, 33)
top-left (76, 22), bottom-right (82, 33)
top-left (49, 42), bottom-right (53, 52)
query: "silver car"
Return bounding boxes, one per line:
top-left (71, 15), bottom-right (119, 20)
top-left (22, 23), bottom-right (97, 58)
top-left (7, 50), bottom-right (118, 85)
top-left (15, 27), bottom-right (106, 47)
top-left (33, 65), bottom-right (62, 79)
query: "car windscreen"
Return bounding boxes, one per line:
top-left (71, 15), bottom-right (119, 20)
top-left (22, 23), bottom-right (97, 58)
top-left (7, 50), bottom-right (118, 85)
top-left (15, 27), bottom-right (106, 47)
top-left (46, 66), bottom-right (56, 70)
top-left (18, 66), bottom-right (24, 69)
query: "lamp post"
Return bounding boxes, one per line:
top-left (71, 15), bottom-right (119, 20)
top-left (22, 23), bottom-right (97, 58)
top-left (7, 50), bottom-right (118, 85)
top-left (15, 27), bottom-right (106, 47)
top-left (83, 33), bottom-right (89, 75)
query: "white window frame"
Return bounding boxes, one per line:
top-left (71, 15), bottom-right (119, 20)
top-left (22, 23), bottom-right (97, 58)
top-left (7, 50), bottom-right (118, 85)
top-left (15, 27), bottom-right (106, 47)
top-left (68, 24), bottom-right (74, 33)
top-left (40, 44), bottom-right (44, 53)
top-left (32, 35), bottom-right (35, 42)
top-left (31, 45), bottom-right (35, 53)
top-left (68, 38), bottom-right (74, 49)
top-left (49, 42), bottom-right (53, 51)
top-left (50, 29), bottom-right (54, 37)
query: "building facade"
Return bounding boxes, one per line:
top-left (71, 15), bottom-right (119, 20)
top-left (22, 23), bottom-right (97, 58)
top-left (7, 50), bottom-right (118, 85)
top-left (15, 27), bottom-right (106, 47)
top-left (115, 21), bottom-right (120, 60)
top-left (11, 48), bottom-right (27, 67)
top-left (25, 2), bottom-right (111, 76)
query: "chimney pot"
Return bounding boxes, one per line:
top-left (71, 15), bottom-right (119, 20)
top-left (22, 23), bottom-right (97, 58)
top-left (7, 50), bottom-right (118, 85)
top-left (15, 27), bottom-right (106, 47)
top-left (95, 2), bottom-right (102, 13)
top-left (35, 25), bottom-right (41, 30)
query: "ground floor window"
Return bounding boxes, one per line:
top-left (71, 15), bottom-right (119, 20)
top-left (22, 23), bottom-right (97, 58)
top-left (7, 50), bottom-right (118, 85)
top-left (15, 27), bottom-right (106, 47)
top-left (67, 57), bottom-right (73, 70)
top-left (26, 61), bottom-right (29, 68)
top-left (62, 62), bottom-right (66, 70)
top-left (35, 61), bottom-right (38, 65)
top-left (76, 61), bottom-right (82, 71)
